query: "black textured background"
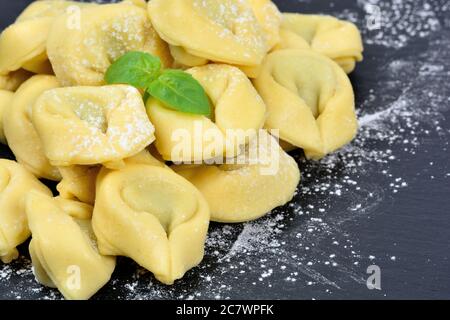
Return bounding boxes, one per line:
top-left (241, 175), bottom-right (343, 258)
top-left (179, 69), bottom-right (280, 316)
top-left (0, 0), bottom-right (449, 300)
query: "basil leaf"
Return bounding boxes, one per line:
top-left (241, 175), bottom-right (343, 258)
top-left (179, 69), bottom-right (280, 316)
top-left (147, 70), bottom-right (211, 116)
top-left (105, 51), bottom-right (161, 89)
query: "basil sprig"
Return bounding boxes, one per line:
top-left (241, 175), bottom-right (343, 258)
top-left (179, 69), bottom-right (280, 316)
top-left (105, 51), bottom-right (211, 116)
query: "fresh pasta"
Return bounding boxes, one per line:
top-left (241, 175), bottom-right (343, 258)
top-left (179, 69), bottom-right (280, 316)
top-left (47, 2), bottom-right (172, 86)
top-left (26, 192), bottom-right (115, 300)
top-left (0, 90), bottom-right (14, 144)
top-left (254, 49), bottom-right (358, 159)
top-left (3, 75), bottom-right (61, 180)
top-left (0, 160), bottom-right (52, 263)
top-left (147, 64), bottom-right (266, 162)
top-left (92, 163), bottom-right (210, 285)
top-left (0, 0), bottom-right (365, 299)
top-left (175, 131), bottom-right (300, 222)
top-left (275, 14), bottom-right (364, 73)
top-left (32, 85), bottom-right (155, 168)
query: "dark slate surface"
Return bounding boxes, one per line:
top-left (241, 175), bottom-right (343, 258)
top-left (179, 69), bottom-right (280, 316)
top-left (0, 0), bottom-right (449, 300)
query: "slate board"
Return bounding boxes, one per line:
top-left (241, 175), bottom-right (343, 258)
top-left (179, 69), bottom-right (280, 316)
top-left (0, 0), bottom-right (449, 300)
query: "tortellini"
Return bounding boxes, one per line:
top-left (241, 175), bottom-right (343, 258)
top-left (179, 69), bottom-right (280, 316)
top-left (147, 64), bottom-right (266, 162)
top-left (148, 0), bottom-right (267, 68)
top-left (26, 192), bottom-right (116, 300)
top-left (32, 85), bottom-right (155, 168)
top-left (253, 49), bottom-right (358, 159)
top-left (57, 166), bottom-right (100, 205)
top-left (3, 75), bottom-right (61, 180)
top-left (0, 90), bottom-right (14, 144)
top-left (92, 163), bottom-right (210, 285)
top-left (47, 2), bottom-right (172, 86)
top-left (248, 0), bottom-right (282, 51)
top-left (0, 160), bottom-right (52, 263)
top-left (175, 131), bottom-right (300, 222)
top-left (0, 0), bottom-right (93, 76)
top-left (276, 14), bottom-right (364, 74)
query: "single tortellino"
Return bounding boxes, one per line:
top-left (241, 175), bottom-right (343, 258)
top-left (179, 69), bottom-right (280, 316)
top-left (32, 85), bottom-right (155, 168)
top-left (175, 131), bottom-right (300, 222)
top-left (0, 90), bottom-right (14, 144)
top-left (3, 75), bottom-right (61, 180)
top-left (276, 14), bottom-right (364, 74)
top-left (147, 64), bottom-right (266, 162)
top-left (57, 166), bottom-right (100, 205)
top-left (26, 192), bottom-right (116, 300)
top-left (248, 0), bottom-right (282, 51)
top-left (92, 163), bottom-right (210, 285)
top-left (164, 0), bottom-right (280, 78)
top-left (0, 69), bottom-right (32, 92)
top-left (0, 0), bottom-right (90, 75)
top-left (47, 2), bottom-right (172, 86)
top-left (148, 0), bottom-right (267, 68)
top-left (0, 17), bottom-right (54, 75)
top-left (253, 49), bottom-right (358, 159)
top-left (0, 160), bottom-right (52, 263)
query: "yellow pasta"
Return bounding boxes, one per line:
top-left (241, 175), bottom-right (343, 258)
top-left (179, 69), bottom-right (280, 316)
top-left (0, 160), bottom-right (52, 263)
top-left (275, 14), bottom-right (364, 73)
top-left (175, 131), bottom-right (300, 222)
top-left (32, 85), bottom-right (155, 168)
top-left (0, 69), bottom-right (33, 92)
top-left (92, 163), bottom-right (210, 285)
top-left (0, 90), bottom-right (14, 145)
top-left (148, 0), bottom-right (267, 67)
top-left (3, 75), bottom-right (61, 180)
top-left (57, 166), bottom-right (100, 205)
top-left (26, 192), bottom-right (115, 300)
top-left (47, 2), bottom-right (172, 86)
top-left (147, 64), bottom-right (266, 162)
top-left (253, 49), bottom-right (358, 159)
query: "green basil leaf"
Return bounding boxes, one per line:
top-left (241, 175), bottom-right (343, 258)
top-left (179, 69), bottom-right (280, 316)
top-left (105, 51), bottom-right (162, 89)
top-left (147, 69), bottom-right (211, 116)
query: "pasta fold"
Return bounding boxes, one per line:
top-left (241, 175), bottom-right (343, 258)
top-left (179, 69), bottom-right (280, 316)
top-left (147, 64), bottom-right (266, 162)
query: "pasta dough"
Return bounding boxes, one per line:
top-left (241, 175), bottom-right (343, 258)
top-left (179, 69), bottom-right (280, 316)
top-left (175, 131), bottom-right (300, 222)
top-left (253, 49), bottom-right (358, 159)
top-left (148, 0), bottom-right (267, 67)
top-left (92, 163), bottom-right (210, 285)
top-left (275, 14), bottom-right (364, 73)
top-left (147, 64), bottom-right (266, 162)
top-left (32, 85), bottom-right (155, 168)
top-left (0, 160), bottom-right (52, 263)
top-left (0, 90), bottom-right (14, 145)
top-left (26, 192), bottom-right (115, 300)
top-left (3, 75), bottom-right (61, 180)
top-left (47, 2), bottom-right (172, 86)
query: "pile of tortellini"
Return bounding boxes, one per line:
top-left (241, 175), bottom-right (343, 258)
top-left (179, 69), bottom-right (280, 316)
top-left (0, 0), bottom-right (363, 299)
